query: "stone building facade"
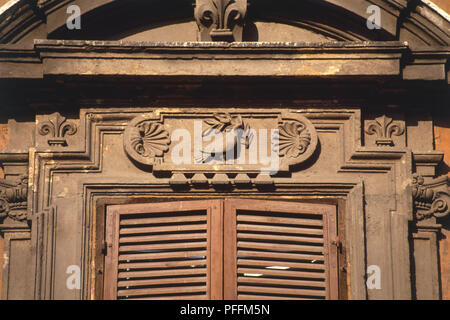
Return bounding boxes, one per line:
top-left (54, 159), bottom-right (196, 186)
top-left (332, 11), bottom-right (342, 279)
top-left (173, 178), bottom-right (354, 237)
top-left (0, 0), bottom-right (449, 300)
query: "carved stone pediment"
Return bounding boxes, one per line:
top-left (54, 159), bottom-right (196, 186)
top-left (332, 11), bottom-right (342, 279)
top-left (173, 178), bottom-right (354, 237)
top-left (123, 109), bottom-right (319, 176)
top-left (412, 174), bottom-right (450, 221)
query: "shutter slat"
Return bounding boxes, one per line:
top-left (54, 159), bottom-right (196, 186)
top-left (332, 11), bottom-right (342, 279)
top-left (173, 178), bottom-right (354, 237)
top-left (237, 224), bottom-right (322, 236)
top-left (120, 224), bottom-right (207, 235)
top-left (103, 203), bottom-right (215, 300)
top-left (238, 277), bottom-right (326, 288)
top-left (131, 295), bottom-right (208, 300)
top-left (118, 276), bottom-right (206, 288)
top-left (238, 241), bottom-right (323, 253)
top-left (120, 233), bottom-right (206, 243)
top-left (238, 294), bottom-right (310, 300)
top-left (118, 285), bottom-right (207, 297)
top-left (237, 259), bottom-right (325, 270)
top-left (237, 215), bottom-right (323, 227)
top-left (238, 267), bottom-right (325, 279)
top-left (229, 203), bottom-right (334, 300)
top-left (119, 241), bottom-right (207, 252)
top-left (120, 215), bottom-right (206, 226)
top-left (237, 232), bottom-right (323, 244)
top-left (119, 250), bottom-right (207, 262)
top-left (237, 250), bottom-right (324, 262)
top-left (119, 267), bottom-right (207, 279)
top-left (119, 259), bottom-right (207, 270)
top-left (238, 285), bottom-right (326, 297)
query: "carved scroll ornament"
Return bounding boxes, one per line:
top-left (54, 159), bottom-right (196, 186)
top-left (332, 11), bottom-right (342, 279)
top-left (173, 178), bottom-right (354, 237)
top-left (195, 0), bottom-right (247, 41)
top-left (0, 175), bottom-right (28, 222)
top-left (412, 174), bottom-right (450, 220)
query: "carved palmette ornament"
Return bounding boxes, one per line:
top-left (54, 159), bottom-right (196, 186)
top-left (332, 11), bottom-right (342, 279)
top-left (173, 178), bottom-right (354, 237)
top-left (38, 112), bottom-right (77, 147)
top-left (412, 174), bottom-right (450, 220)
top-left (275, 117), bottom-right (318, 169)
top-left (124, 115), bottom-right (171, 166)
top-left (365, 115), bottom-right (404, 146)
top-left (0, 175), bottom-right (28, 222)
top-left (278, 122), bottom-right (312, 158)
top-left (195, 0), bottom-right (247, 41)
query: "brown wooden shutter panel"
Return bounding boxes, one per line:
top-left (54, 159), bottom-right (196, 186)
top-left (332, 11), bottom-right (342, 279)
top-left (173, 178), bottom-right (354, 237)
top-left (104, 199), bottom-right (339, 300)
top-left (224, 199), bottom-right (338, 300)
top-left (104, 200), bottom-right (223, 300)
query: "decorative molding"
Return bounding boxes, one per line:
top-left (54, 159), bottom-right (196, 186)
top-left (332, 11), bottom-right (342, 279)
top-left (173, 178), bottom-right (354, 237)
top-left (0, 175), bottom-right (28, 222)
top-left (123, 110), bottom-right (318, 175)
top-left (194, 0), bottom-right (247, 41)
top-left (37, 112), bottom-right (77, 147)
top-left (412, 174), bottom-right (450, 221)
top-left (365, 115), bottom-right (405, 146)
top-left (34, 206), bottom-right (57, 300)
top-left (169, 173), bottom-right (273, 190)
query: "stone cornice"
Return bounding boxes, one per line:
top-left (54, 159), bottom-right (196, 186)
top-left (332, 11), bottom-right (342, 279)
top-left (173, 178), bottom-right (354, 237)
top-left (31, 40), bottom-right (407, 79)
top-left (0, 40), bottom-right (447, 82)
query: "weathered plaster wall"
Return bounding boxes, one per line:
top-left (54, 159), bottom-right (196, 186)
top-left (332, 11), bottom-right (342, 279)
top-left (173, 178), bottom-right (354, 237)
top-left (435, 121), bottom-right (450, 300)
top-left (432, 0), bottom-right (450, 15)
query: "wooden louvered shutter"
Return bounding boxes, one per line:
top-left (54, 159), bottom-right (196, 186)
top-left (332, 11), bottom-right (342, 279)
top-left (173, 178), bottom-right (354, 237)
top-left (224, 199), bottom-right (338, 300)
top-left (103, 200), bottom-right (223, 300)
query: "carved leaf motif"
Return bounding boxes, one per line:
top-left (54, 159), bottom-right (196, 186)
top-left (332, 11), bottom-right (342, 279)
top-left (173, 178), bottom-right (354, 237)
top-left (130, 122), bottom-right (170, 158)
top-left (203, 113), bottom-right (233, 134)
top-left (278, 122), bottom-right (311, 159)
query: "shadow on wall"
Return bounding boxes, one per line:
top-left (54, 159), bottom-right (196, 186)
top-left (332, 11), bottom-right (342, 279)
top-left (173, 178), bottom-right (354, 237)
top-left (434, 118), bottom-right (450, 300)
top-left (435, 118), bottom-right (450, 176)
